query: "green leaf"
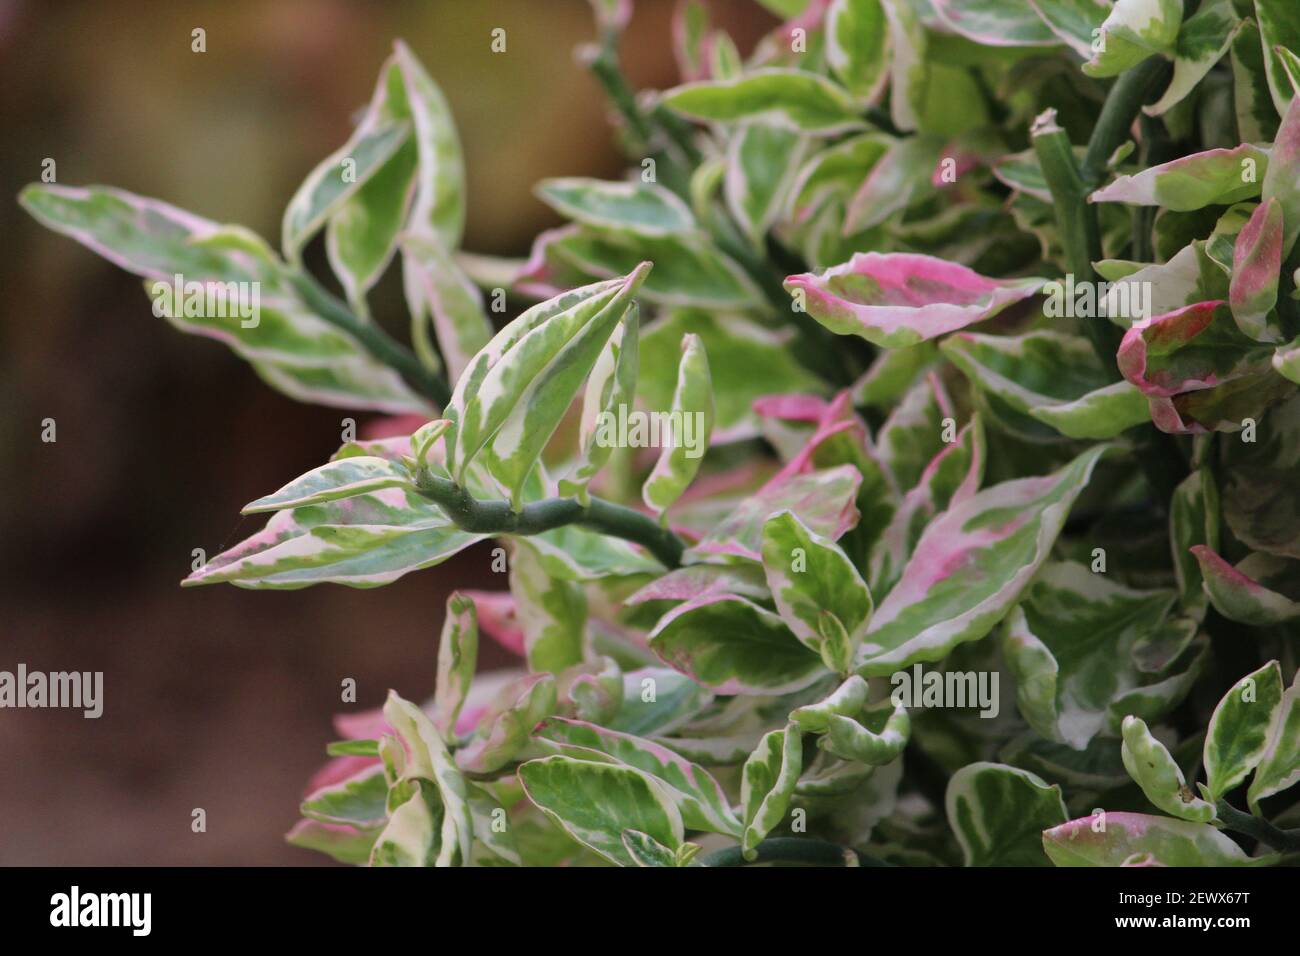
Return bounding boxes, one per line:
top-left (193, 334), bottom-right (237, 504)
top-left (642, 333), bottom-right (714, 517)
top-left (1219, 391), bottom-right (1300, 559)
top-left (1000, 562), bottom-right (1183, 748)
top-left (533, 717), bottom-right (742, 836)
top-left (384, 691), bottom-right (473, 867)
top-left (1029, 0), bottom-right (1117, 58)
top-left (826, 0), bottom-right (889, 100)
top-left (880, 0), bottom-right (929, 132)
top-left (857, 446), bottom-right (1110, 676)
top-left (648, 594), bottom-right (825, 696)
top-left (741, 725), bottom-right (804, 858)
top-left (1247, 669), bottom-right (1300, 812)
top-left (761, 510), bottom-right (873, 669)
top-left (662, 69), bottom-right (865, 134)
top-left (536, 178), bottom-right (697, 238)
top-left (608, 667), bottom-right (714, 736)
top-left (875, 374), bottom-right (952, 490)
top-left (725, 124), bottom-right (810, 244)
top-left (557, 656), bottom-right (623, 725)
top-left (183, 490), bottom-right (484, 590)
top-left (945, 762), bottom-right (1067, 866)
top-left (432, 592), bottom-right (478, 737)
top-left (942, 331), bottom-right (1151, 441)
top-left (1044, 812), bottom-right (1265, 866)
top-left (400, 232), bottom-right (493, 383)
top-left (368, 783), bottom-right (439, 867)
top-left (557, 307), bottom-right (639, 505)
top-left (1203, 660), bottom-right (1284, 801)
top-left (1120, 716), bottom-right (1216, 822)
top-left (518, 756), bottom-right (684, 866)
top-left (510, 541), bottom-right (587, 674)
top-left (456, 672), bottom-right (558, 774)
top-left (466, 783), bottom-right (521, 865)
top-left (242, 456), bottom-right (414, 513)
top-left (1083, 0), bottom-right (1183, 78)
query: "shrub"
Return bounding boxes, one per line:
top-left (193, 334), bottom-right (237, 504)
top-left (20, 0), bottom-right (1300, 867)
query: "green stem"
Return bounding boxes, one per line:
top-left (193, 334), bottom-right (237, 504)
top-left (415, 470), bottom-right (685, 569)
top-left (291, 272), bottom-right (451, 408)
top-left (701, 838), bottom-right (892, 867)
top-left (1216, 800), bottom-right (1300, 853)
top-left (1080, 58), bottom-right (1173, 186)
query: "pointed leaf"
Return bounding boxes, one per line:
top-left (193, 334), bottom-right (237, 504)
top-left (433, 592), bottom-right (478, 737)
top-left (642, 333), bottom-right (714, 516)
top-left (1203, 660), bottom-right (1284, 801)
top-left (662, 69), bottom-right (864, 134)
top-left (946, 763), bottom-right (1067, 866)
top-left (741, 725), bottom-right (804, 857)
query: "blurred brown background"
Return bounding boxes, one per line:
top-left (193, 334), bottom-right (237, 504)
top-left (0, 0), bottom-right (771, 864)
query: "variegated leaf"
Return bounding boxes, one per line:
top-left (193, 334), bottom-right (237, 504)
top-left (785, 252), bottom-right (1044, 348)
top-left (741, 724), bottom-right (804, 857)
top-left (643, 333), bottom-right (714, 517)
top-left (1262, 92), bottom-right (1300, 257)
top-left (1203, 660), bottom-right (1284, 802)
top-left (946, 762), bottom-right (1067, 866)
top-left (648, 594), bottom-right (826, 696)
top-left (943, 331), bottom-right (1150, 441)
top-left (401, 232), bottom-right (493, 383)
top-left (433, 592), bottom-right (478, 737)
top-left (1256, 0), bottom-right (1300, 115)
top-left (1144, 0), bottom-right (1242, 117)
top-left (725, 124), bottom-right (809, 244)
top-left (1192, 546), bottom-right (1300, 626)
top-left (687, 464), bottom-right (863, 562)
top-left (1247, 668), bottom-right (1300, 812)
top-left (1001, 562), bottom-right (1184, 749)
top-left (932, 0), bottom-right (1059, 47)
top-left (1090, 143), bottom-right (1268, 210)
top-left (533, 717), bottom-right (742, 836)
top-left (383, 691), bottom-right (474, 867)
top-left (509, 541), bottom-right (586, 674)
top-left (557, 307), bottom-right (639, 504)
top-left (183, 488), bottom-right (484, 590)
top-left (662, 69), bottom-right (864, 135)
top-left (761, 510), bottom-right (873, 671)
top-left (1083, 0), bottom-right (1183, 78)
top-left (455, 672), bottom-right (558, 775)
top-left (1169, 468), bottom-right (1219, 621)
top-left (1120, 716), bottom-right (1216, 822)
top-left (1229, 197), bottom-right (1284, 341)
top-left (19, 184), bottom-right (430, 413)
top-left (242, 456), bottom-right (414, 513)
top-left (856, 446), bottom-right (1109, 676)
top-left (300, 764), bottom-right (388, 829)
top-left (536, 178), bottom-right (697, 238)
top-left (821, 699), bottom-right (910, 766)
top-left (825, 0), bottom-right (889, 101)
top-left (447, 269), bottom-right (646, 497)
top-left (789, 675), bottom-right (871, 732)
top-left (517, 755), bottom-right (685, 866)
top-left (1044, 812), bottom-right (1266, 866)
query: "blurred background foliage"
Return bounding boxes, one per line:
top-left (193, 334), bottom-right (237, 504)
top-left (0, 0), bottom-right (770, 863)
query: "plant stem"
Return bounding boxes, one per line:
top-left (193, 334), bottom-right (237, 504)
top-left (1080, 58), bottom-right (1173, 185)
top-left (415, 470), bottom-right (685, 569)
top-left (291, 271), bottom-right (451, 408)
top-left (1216, 800), bottom-right (1300, 853)
top-left (701, 838), bottom-right (892, 867)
